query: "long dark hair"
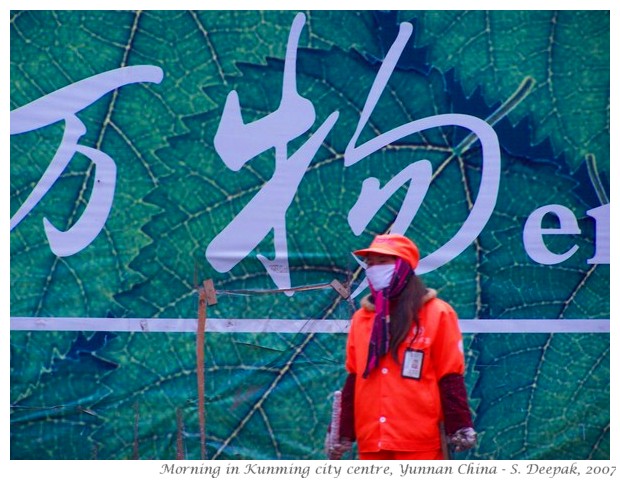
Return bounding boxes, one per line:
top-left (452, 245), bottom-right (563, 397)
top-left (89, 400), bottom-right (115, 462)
top-left (388, 273), bottom-right (427, 362)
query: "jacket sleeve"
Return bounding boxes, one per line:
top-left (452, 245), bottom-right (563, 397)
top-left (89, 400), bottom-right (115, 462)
top-left (430, 301), bottom-right (473, 435)
top-left (438, 373), bottom-right (473, 436)
top-left (431, 303), bottom-right (465, 379)
top-left (337, 313), bottom-right (360, 441)
top-left (345, 312), bottom-right (360, 375)
top-left (339, 373), bottom-right (356, 440)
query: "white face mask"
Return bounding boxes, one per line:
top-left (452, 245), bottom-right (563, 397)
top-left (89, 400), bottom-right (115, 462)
top-left (365, 264), bottom-right (396, 291)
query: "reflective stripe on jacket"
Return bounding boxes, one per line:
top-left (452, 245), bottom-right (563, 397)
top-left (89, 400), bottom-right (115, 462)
top-left (345, 294), bottom-right (465, 453)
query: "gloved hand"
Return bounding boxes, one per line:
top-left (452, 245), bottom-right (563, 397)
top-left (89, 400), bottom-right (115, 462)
top-left (449, 427), bottom-right (477, 452)
top-left (325, 434), bottom-right (353, 460)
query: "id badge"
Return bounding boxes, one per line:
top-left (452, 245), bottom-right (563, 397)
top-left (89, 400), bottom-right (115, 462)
top-left (402, 349), bottom-right (424, 380)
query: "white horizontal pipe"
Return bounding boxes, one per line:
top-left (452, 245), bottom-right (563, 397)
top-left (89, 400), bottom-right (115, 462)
top-left (10, 317), bottom-right (610, 334)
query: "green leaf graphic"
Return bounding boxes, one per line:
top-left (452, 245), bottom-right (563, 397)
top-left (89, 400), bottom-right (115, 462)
top-left (11, 10), bottom-right (609, 460)
top-left (404, 10), bottom-right (610, 173)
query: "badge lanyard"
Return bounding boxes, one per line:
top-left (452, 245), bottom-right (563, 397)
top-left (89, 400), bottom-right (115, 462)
top-left (401, 330), bottom-right (424, 380)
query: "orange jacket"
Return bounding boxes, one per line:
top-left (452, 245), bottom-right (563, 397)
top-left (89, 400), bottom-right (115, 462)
top-left (345, 291), bottom-right (465, 453)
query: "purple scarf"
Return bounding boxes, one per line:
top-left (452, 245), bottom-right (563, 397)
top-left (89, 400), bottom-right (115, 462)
top-left (362, 258), bottom-right (413, 378)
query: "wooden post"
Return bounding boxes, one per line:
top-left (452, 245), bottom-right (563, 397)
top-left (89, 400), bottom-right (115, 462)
top-left (203, 279), bottom-right (217, 307)
top-left (439, 421), bottom-right (452, 460)
top-left (196, 286), bottom-right (207, 460)
top-left (176, 408), bottom-right (185, 460)
top-left (196, 279), bottom-right (217, 460)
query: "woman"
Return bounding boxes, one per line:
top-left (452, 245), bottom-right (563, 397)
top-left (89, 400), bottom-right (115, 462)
top-left (327, 234), bottom-right (477, 460)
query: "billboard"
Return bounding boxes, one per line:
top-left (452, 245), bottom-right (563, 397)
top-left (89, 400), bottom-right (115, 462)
top-left (10, 10), bottom-right (609, 460)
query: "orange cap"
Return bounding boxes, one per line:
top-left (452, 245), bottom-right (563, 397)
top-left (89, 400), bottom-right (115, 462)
top-left (354, 234), bottom-right (420, 270)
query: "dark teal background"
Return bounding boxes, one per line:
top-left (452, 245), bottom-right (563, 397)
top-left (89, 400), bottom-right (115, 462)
top-left (10, 10), bottom-right (609, 459)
